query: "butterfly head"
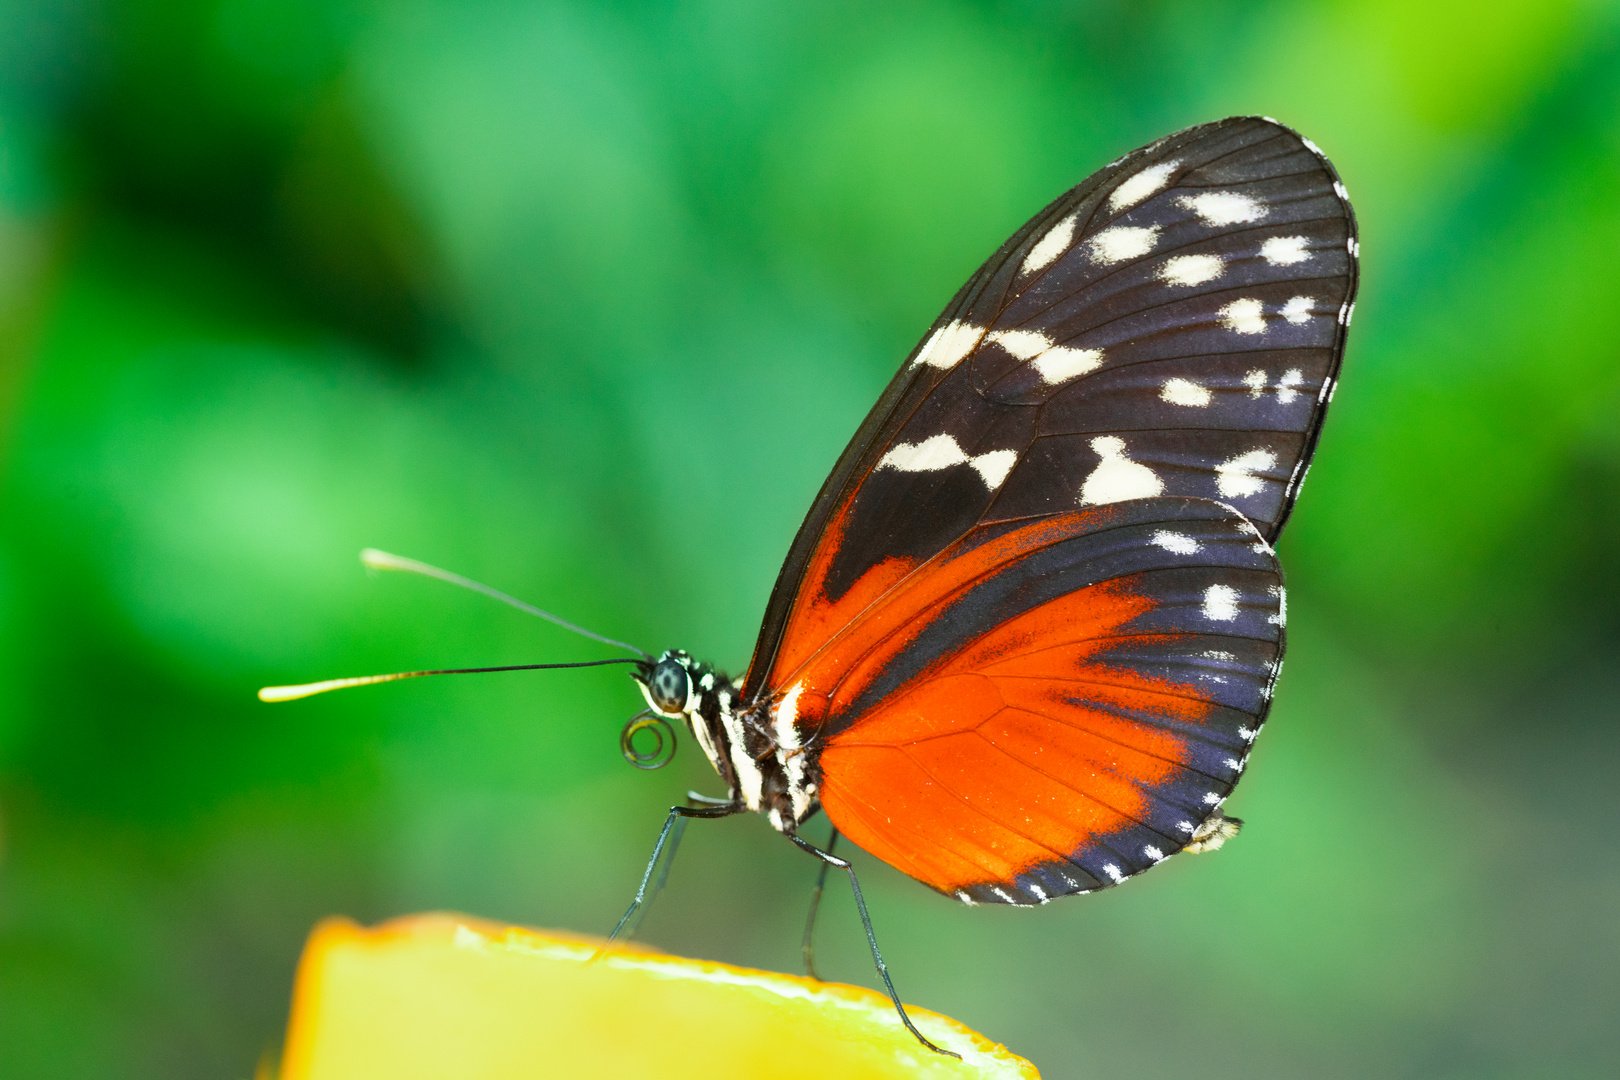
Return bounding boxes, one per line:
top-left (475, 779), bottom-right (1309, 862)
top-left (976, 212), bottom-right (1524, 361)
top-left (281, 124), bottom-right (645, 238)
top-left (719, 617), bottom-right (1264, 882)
top-left (633, 650), bottom-right (698, 717)
top-left (619, 651), bottom-right (701, 771)
top-left (625, 650), bottom-right (748, 801)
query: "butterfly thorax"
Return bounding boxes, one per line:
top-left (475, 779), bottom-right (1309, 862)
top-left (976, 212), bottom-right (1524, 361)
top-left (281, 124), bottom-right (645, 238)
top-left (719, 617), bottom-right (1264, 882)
top-left (631, 650), bottom-right (819, 835)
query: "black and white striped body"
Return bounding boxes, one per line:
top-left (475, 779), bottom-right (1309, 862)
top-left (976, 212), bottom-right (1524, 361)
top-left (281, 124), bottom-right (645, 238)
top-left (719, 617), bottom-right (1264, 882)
top-left (632, 651), bottom-right (817, 835)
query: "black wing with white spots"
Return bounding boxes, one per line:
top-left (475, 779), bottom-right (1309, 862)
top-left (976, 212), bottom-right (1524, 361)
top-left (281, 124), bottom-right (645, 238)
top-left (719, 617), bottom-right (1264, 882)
top-left (745, 116), bottom-right (1356, 700)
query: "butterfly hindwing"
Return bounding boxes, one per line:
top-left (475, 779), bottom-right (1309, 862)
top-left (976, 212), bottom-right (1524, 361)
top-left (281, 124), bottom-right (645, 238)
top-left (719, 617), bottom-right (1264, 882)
top-left (775, 497), bottom-right (1284, 903)
top-left (744, 117), bottom-right (1354, 703)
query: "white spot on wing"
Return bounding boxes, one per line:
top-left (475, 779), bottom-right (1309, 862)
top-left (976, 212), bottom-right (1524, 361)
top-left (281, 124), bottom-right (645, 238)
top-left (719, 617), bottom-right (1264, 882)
top-left (1160, 253), bottom-right (1224, 286)
top-left (1107, 160), bottom-right (1178, 212)
top-left (911, 320), bottom-right (982, 370)
top-left (1269, 584), bottom-right (1288, 626)
top-left (879, 433), bottom-right (967, 473)
top-left (1103, 864), bottom-right (1126, 884)
top-left (970, 449), bottom-right (1018, 490)
top-left (1237, 726), bottom-right (1256, 742)
top-left (990, 328), bottom-right (1104, 386)
top-left (1178, 191), bottom-right (1267, 226)
top-left (991, 328), bottom-right (1051, 361)
top-left (1243, 369), bottom-right (1267, 398)
top-left (1216, 448), bottom-right (1278, 497)
top-left (1232, 514), bottom-right (1269, 548)
top-left (1275, 368), bottom-right (1305, 404)
top-left (1087, 225), bottom-right (1160, 265)
top-left (911, 324), bottom-right (947, 369)
top-left (1144, 845), bottom-right (1165, 862)
top-left (877, 434), bottom-right (1019, 492)
top-left (1219, 298), bottom-right (1267, 334)
top-left (1080, 436), bottom-right (1164, 505)
top-left (1160, 377), bottom-right (1211, 407)
top-left (1202, 584), bottom-right (1240, 621)
top-left (1034, 345), bottom-right (1104, 384)
top-left (1261, 235), bottom-right (1310, 265)
top-left (1022, 214), bottom-right (1077, 276)
top-left (1152, 530), bottom-right (1200, 555)
top-left (1281, 295), bottom-right (1314, 325)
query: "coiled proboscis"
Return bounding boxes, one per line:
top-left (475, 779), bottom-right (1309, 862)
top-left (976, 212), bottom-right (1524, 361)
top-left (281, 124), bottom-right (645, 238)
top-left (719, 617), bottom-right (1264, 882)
top-left (619, 711), bottom-right (677, 770)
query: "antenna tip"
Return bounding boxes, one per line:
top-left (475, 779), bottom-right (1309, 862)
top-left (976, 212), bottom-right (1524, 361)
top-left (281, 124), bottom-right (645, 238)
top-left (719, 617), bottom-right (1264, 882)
top-left (361, 548), bottom-right (432, 575)
top-left (259, 683), bottom-right (313, 703)
top-left (258, 673), bottom-right (406, 702)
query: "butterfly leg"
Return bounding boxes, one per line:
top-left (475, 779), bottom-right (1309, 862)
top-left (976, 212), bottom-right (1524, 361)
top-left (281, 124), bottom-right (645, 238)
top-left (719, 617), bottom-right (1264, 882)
top-left (789, 835), bottom-right (959, 1060)
top-left (800, 826), bottom-right (840, 980)
top-left (599, 802), bottom-right (742, 956)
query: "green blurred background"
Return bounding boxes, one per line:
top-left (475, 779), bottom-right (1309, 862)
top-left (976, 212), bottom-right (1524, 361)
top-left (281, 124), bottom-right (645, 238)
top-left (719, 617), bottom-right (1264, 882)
top-left (1, 1), bottom-right (1617, 1076)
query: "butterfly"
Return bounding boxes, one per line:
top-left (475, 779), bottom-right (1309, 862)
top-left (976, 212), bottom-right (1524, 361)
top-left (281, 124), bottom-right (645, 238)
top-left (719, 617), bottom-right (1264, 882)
top-left (263, 116), bottom-right (1358, 1058)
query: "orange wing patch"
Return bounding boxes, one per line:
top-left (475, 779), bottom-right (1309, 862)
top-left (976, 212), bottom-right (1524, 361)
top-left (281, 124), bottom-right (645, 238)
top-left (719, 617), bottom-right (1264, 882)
top-left (817, 579), bottom-right (1202, 895)
top-left (758, 501), bottom-right (1276, 906)
top-left (770, 509), bottom-right (1113, 713)
top-left (763, 487), bottom-right (916, 694)
top-left (761, 498), bottom-right (1283, 902)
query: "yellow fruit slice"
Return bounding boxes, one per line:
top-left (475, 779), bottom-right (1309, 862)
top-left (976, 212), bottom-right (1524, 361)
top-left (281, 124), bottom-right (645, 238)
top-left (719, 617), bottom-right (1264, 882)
top-left (277, 913), bottom-right (1039, 1080)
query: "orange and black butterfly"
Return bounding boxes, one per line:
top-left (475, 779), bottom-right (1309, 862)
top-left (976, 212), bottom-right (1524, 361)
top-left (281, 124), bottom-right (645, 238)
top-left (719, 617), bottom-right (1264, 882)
top-left (264, 116), bottom-right (1358, 1057)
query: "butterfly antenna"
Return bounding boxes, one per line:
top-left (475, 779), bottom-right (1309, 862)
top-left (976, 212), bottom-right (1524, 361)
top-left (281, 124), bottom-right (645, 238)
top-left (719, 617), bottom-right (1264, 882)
top-left (258, 658), bottom-right (641, 703)
top-left (360, 548), bottom-right (649, 658)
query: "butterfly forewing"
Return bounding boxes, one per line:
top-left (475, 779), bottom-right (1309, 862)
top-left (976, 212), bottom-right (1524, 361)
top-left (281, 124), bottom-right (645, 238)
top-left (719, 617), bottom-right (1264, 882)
top-left (741, 117), bottom-right (1354, 905)
top-left (744, 117), bottom-right (1354, 703)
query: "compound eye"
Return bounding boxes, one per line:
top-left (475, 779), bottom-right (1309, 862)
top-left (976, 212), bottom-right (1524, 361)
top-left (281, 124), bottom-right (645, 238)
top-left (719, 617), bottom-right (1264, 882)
top-left (648, 659), bottom-right (690, 714)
